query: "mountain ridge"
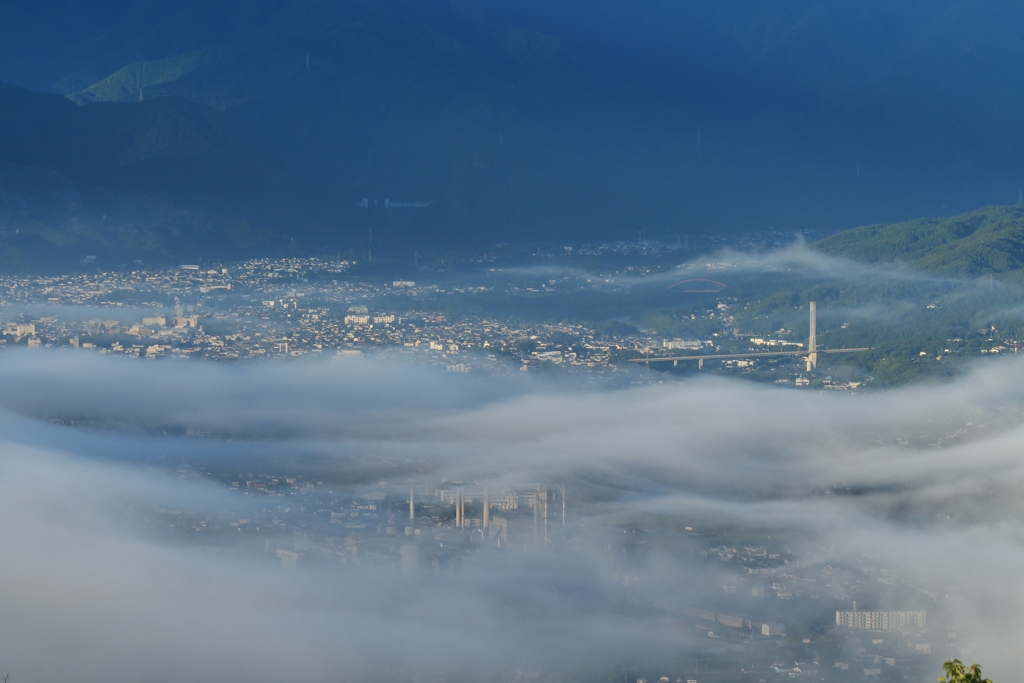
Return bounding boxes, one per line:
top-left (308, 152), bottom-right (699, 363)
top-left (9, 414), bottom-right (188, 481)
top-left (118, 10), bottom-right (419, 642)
top-left (3, 1), bottom-right (1024, 268)
top-left (0, 81), bottom-right (377, 270)
top-left (813, 205), bottom-right (1024, 277)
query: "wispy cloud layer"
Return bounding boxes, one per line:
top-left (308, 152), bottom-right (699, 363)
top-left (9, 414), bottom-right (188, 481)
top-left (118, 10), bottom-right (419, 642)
top-left (1, 350), bottom-right (1022, 680)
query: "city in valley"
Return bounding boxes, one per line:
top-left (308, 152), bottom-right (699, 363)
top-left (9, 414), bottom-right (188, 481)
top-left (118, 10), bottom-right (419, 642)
top-left (0, 251), bottom-right (882, 387)
top-left (5, 6), bottom-right (1024, 683)
top-left (0, 249), bottom-right (1010, 683)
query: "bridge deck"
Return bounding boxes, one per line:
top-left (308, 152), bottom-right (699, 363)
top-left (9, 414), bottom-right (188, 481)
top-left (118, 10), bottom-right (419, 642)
top-left (627, 348), bottom-right (872, 362)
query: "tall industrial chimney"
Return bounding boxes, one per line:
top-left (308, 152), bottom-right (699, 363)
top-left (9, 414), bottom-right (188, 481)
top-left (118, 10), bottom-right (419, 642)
top-left (533, 491), bottom-right (540, 546)
top-left (542, 487), bottom-right (548, 545)
top-left (807, 301), bottom-right (818, 372)
top-left (457, 487), bottom-right (465, 528)
top-left (483, 486), bottom-right (490, 531)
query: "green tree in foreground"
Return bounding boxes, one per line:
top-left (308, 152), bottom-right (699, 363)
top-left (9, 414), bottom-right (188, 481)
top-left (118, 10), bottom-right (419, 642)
top-left (939, 660), bottom-right (991, 683)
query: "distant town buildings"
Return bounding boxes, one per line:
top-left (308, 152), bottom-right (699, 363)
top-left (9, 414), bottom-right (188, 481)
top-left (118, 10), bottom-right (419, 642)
top-left (663, 340), bottom-right (707, 350)
top-left (0, 255), bottom-right (879, 388)
top-left (836, 609), bottom-right (926, 630)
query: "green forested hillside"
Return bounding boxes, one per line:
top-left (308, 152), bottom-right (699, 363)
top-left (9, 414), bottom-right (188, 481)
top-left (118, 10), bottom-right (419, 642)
top-left (813, 205), bottom-right (1024, 277)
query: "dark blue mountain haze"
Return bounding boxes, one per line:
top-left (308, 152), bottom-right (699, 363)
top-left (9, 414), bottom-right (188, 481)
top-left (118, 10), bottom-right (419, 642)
top-left (0, 0), bottom-right (1021, 266)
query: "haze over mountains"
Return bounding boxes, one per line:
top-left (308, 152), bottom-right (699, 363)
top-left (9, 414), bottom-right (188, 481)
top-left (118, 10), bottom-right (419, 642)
top-left (2, 0), bottom-right (1024, 267)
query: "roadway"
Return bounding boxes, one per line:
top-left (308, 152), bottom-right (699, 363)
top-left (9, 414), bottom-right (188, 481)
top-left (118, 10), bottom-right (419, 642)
top-left (627, 348), bottom-right (872, 363)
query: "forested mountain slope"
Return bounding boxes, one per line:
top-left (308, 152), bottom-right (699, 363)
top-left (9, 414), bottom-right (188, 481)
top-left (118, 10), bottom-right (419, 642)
top-left (813, 206), bottom-right (1024, 277)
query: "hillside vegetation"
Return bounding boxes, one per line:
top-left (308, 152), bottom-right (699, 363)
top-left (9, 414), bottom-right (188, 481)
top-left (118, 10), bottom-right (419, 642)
top-left (814, 205), bottom-right (1024, 277)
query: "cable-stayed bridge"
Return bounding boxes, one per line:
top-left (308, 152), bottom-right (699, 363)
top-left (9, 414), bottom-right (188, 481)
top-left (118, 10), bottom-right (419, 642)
top-left (627, 301), bottom-right (870, 370)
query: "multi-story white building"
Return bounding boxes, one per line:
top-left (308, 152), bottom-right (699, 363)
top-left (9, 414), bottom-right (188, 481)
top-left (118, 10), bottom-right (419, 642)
top-left (835, 610), bottom-right (926, 630)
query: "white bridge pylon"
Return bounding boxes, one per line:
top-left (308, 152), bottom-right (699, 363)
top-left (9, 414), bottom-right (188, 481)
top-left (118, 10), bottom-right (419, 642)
top-left (628, 301), bottom-right (869, 371)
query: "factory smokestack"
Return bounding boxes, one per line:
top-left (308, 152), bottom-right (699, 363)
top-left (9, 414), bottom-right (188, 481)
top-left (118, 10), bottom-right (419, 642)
top-left (533, 490), bottom-right (539, 546)
top-left (807, 301), bottom-right (818, 372)
top-left (483, 486), bottom-right (490, 531)
top-left (457, 486), bottom-right (465, 529)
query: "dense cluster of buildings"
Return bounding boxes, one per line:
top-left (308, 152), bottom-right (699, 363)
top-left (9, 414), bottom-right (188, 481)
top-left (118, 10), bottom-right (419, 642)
top-left (0, 257), bottom-right (858, 386)
top-left (138, 456), bottom-right (954, 683)
top-left (0, 258), bottom-right (676, 371)
top-left (837, 608), bottom-right (927, 631)
top-left (1, 246), bottom-right (982, 683)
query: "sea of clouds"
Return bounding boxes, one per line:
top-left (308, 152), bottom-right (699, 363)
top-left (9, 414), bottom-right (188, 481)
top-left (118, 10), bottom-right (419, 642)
top-left (0, 344), bottom-right (1021, 681)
